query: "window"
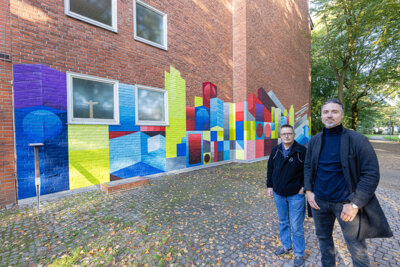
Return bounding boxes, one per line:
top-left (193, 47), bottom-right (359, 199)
top-left (135, 85), bottom-right (168, 126)
top-left (134, 0), bottom-right (167, 50)
top-left (67, 72), bottom-right (119, 125)
top-left (65, 0), bottom-right (117, 32)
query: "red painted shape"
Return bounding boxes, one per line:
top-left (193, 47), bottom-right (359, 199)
top-left (202, 82), bottom-right (217, 108)
top-left (264, 107), bottom-right (271, 122)
top-left (236, 102), bottom-right (244, 121)
top-left (256, 139), bottom-right (264, 158)
top-left (186, 107), bottom-right (195, 131)
top-left (140, 126), bottom-right (166, 131)
top-left (109, 131), bottom-right (137, 139)
top-left (256, 123), bottom-right (263, 138)
top-left (265, 124), bottom-right (271, 138)
top-left (203, 82), bottom-right (211, 108)
top-left (188, 134), bottom-right (202, 165)
top-left (248, 93), bottom-right (261, 117)
top-left (214, 141), bottom-right (218, 162)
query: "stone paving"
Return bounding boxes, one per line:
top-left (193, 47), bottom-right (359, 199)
top-left (0, 141), bottom-right (399, 266)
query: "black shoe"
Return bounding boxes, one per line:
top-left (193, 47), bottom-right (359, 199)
top-left (274, 246), bottom-right (292, 256)
top-left (294, 255), bottom-right (305, 267)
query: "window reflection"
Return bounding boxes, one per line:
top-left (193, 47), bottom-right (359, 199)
top-left (70, 0), bottom-right (112, 26)
top-left (136, 2), bottom-right (164, 45)
top-left (73, 78), bottom-right (114, 119)
top-left (137, 88), bottom-right (165, 121)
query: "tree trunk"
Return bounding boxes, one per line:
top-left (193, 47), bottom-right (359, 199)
top-left (351, 100), bottom-right (358, 130)
top-left (337, 69), bottom-right (346, 105)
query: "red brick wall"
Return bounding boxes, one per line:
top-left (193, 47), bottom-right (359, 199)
top-left (246, 0), bottom-right (311, 112)
top-left (232, 0), bottom-right (247, 102)
top-left (10, 0), bottom-right (233, 105)
top-left (0, 0), bottom-right (17, 207)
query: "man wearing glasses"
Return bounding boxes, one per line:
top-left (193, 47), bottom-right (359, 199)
top-left (267, 124), bottom-right (307, 267)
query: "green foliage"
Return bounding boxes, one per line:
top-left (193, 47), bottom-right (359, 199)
top-left (311, 0), bottom-right (400, 130)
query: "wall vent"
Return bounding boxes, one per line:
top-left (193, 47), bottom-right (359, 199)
top-left (0, 53), bottom-right (12, 62)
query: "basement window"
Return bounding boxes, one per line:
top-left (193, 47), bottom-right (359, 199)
top-left (135, 85), bottom-right (168, 126)
top-left (65, 0), bottom-right (117, 32)
top-left (134, 0), bottom-right (168, 50)
top-left (67, 72), bottom-right (119, 125)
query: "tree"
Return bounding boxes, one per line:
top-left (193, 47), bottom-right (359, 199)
top-left (311, 0), bottom-right (400, 130)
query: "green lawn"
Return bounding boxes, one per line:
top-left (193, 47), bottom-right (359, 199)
top-left (383, 135), bottom-right (400, 141)
top-left (364, 134), bottom-right (400, 141)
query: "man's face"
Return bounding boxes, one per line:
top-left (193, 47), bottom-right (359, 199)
top-left (321, 103), bottom-right (344, 128)
top-left (280, 127), bottom-right (295, 146)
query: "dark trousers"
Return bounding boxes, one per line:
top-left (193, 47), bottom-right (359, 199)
top-left (312, 197), bottom-right (370, 267)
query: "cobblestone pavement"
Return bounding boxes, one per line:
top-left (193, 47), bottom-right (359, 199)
top-left (1, 141), bottom-right (399, 266)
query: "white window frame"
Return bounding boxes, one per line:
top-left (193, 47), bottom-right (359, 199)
top-left (133, 0), bottom-right (168, 50)
top-left (135, 85), bottom-right (169, 126)
top-left (67, 72), bottom-right (120, 125)
top-left (64, 0), bottom-right (118, 32)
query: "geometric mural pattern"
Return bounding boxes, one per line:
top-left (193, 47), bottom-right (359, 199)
top-left (13, 64), bottom-right (311, 199)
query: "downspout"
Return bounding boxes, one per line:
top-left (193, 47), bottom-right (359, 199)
top-left (9, 0), bottom-right (19, 204)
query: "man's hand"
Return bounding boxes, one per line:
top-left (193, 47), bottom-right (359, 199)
top-left (306, 191), bottom-right (320, 210)
top-left (267, 188), bottom-right (273, 198)
top-left (298, 187), bottom-right (304, 194)
top-left (340, 204), bottom-right (358, 222)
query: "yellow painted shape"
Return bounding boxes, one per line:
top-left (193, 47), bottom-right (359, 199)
top-left (236, 150), bottom-right (244, 160)
top-left (165, 66), bottom-right (187, 158)
top-left (274, 108), bottom-right (280, 139)
top-left (284, 109), bottom-right (287, 117)
top-left (244, 121), bottom-right (249, 140)
top-left (195, 96), bottom-right (203, 107)
top-left (68, 125), bottom-right (109, 189)
top-left (211, 126), bottom-right (223, 131)
top-left (217, 131), bottom-right (224, 141)
top-left (289, 105), bottom-right (295, 127)
top-left (203, 131), bottom-right (210, 141)
top-left (244, 121), bottom-right (255, 141)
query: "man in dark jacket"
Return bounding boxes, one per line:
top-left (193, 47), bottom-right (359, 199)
top-left (304, 99), bottom-right (392, 267)
top-left (267, 124), bottom-right (307, 267)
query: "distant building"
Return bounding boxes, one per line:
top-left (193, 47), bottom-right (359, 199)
top-left (0, 0), bottom-right (311, 207)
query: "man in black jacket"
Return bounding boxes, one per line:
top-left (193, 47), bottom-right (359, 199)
top-left (304, 99), bottom-right (392, 267)
top-left (267, 124), bottom-right (307, 267)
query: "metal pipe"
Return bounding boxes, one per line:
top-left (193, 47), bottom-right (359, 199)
top-left (29, 143), bottom-right (44, 210)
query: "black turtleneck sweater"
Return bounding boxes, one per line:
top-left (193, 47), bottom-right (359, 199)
top-left (314, 124), bottom-right (350, 202)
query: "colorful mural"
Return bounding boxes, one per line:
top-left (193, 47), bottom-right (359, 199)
top-left (13, 64), bottom-right (310, 199)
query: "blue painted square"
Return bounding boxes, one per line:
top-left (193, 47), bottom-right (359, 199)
top-left (177, 143), bottom-right (186, 156)
top-left (110, 84), bottom-right (140, 132)
top-left (210, 98), bottom-right (224, 129)
top-left (224, 151), bottom-right (230, 160)
top-left (195, 106), bottom-right (210, 131)
top-left (217, 141), bottom-right (224, 151)
top-left (236, 140), bottom-right (245, 150)
top-left (224, 141), bottom-right (230, 151)
top-left (15, 106), bottom-right (69, 199)
top-left (280, 116), bottom-right (288, 126)
top-left (211, 131), bottom-right (218, 141)
top-left (236, 121), bottom-right (244, 140)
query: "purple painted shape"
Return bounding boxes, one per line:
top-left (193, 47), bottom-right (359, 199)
top-left (42, 65), bottom-right (67, 110)
top-left (13, 64), bottom-right (67, 110)
top-left (255, 104), bottom-right (264, 122)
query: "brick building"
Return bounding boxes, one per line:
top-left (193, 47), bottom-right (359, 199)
top-left (0, 0), bottom-right (311, 207)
